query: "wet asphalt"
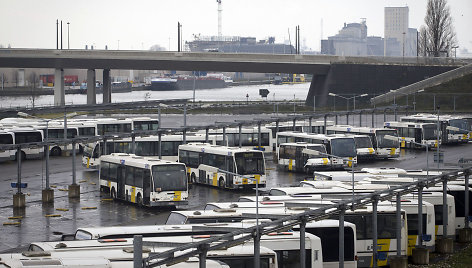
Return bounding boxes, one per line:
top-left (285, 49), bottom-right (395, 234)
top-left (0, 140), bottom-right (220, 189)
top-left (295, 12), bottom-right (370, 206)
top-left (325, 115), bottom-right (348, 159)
top-left (0, 112), bottom-right (471, 252)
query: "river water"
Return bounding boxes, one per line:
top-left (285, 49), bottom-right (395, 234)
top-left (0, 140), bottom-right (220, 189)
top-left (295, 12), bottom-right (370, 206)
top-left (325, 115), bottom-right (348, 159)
top-left (0, 83), bottom-right (310, 108)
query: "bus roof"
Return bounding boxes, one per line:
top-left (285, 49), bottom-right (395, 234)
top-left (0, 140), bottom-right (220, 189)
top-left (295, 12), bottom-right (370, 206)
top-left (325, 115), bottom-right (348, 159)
top-left (178, 143), bottom-right (264, 155)
top-left (100, 153), bottom-right (185, 168)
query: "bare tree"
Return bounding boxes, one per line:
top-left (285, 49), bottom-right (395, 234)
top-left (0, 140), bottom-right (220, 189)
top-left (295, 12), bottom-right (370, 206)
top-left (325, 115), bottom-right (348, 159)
top-left (421, 0), bottom-right (457, 57)
top-left (28, 72), bottom-right (40, 108)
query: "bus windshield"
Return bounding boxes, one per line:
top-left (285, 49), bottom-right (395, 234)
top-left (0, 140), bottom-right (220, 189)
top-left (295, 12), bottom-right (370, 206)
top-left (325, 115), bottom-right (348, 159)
top-left (354, 136), bottom-right (373, 149)
top-left (152, 165), bottom-right (187, 191)
top-left (235, 152), bottom-right (265, 175)
top-left (330, 138), bottom-right (356, 157)
top-left (449, 119), bottom-right (468, 134)
top-left (0, 134), bottom-right (13, 144)
top-left (422, 125), bottom-right (437, 140)
top-left (376, 130), bottom-right (399, 148)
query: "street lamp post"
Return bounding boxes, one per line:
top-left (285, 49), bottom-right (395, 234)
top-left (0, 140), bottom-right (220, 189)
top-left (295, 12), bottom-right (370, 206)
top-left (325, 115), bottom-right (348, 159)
top-left (329, 93), bottom-right (368, 111)
top-left (67, 22), bottom-right (70, 49)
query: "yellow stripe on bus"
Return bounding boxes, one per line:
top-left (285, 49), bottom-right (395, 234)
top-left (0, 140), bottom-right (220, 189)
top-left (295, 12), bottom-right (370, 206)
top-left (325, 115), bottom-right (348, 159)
top-left (288, 159), bottom-right (293, 171)
top-left (86, 157), bottom-right (90, 168)
top-left (400, 138), bottom-right (406, 148)
top-left (407, 235), bottom-right (417, 256)
top-left (368, 148), bottom-right (374, 154)
top-left (130, 187), bottom-right (136, 203)
top-left (322, 158), bottom-right (329, 165)
top-left (390, 148), bottom-right (396, 155)
top-left (370, 238), bottom-right (391, 267)
top-left (255, 175), bottom-right (260, 184)
top-left (212, 173), bottom-right (218, 186)
top-left (173, 191), bottom-right (182, 201)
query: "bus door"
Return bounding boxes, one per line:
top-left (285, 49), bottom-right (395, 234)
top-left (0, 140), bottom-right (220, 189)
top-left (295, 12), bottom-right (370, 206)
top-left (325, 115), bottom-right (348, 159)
top-left (414, 128), bottom-right (422, 145)
top-left (295, 147), bottom-right (304, 172)
top-left (225, 156), bottom-right (233, 187)
top-left (143, 169), bottom-right (151, 205)
top-left (117, 165), bottom-right (126, 200)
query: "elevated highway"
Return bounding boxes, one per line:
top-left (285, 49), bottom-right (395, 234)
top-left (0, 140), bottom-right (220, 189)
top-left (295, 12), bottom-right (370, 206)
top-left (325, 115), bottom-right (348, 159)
top-left (0, 49), bottom-right (468, 107)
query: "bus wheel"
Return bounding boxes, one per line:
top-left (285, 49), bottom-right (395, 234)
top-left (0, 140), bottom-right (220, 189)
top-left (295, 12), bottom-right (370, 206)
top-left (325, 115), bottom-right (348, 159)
top-left (136, 194), bottom-right (143, 207)
top-left (218, 178), bottom-right (225, 189)
top-left (110, 188), bottom-right (116, 199)
top-left (51, 147), bottom-right (62, 156)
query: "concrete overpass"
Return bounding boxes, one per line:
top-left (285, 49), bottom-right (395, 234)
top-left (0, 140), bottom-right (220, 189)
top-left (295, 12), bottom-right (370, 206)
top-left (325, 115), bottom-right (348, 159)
top-left (0, 49), bottom-right (467, 107)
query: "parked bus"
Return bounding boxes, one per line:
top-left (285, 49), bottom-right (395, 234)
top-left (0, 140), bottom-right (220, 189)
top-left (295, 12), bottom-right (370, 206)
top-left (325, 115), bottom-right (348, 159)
top-left (99, 153), bottom-right (188, 207)
top-left (199, 126), bottom-right (273, 152)
top-left (30, 122), bottom-right (80, 156)
top-left (400, 113), bottom-right (469, 144)
top-left (82, 133), bottom-right (214, 169)
top-left (277, 142), bottom-right (330, 173)
top-left (326, 125), bottom-right (400, 159)
top-left (276, 132), bottom-right (357, 169)
top-left (0, 130), bottom-right (15, 162)
top-left (384, 121), bottom-right (438, 149)
top-left (95, 118), bottom-right (132, 136)
top-left (178, 143), bottom-right (266, 189)
top-left (129, 116), bottom-right (159, 131)
top-left (23, 239), bottom-right (271, 268)
top-left (7, 127), bottom-right (44, 160)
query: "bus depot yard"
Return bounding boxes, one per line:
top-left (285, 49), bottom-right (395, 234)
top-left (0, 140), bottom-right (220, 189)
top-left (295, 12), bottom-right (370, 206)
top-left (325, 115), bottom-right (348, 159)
top-left (0, 110), bottom-right (472, 267)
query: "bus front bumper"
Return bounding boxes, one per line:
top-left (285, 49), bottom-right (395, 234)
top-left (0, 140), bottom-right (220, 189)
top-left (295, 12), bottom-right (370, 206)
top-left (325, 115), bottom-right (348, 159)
top-left (150, 200), bottom-right (189, 206)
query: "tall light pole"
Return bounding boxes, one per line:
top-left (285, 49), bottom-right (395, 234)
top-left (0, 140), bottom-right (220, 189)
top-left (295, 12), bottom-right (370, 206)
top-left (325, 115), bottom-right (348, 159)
top-left (67, 22), bottom-right (70, 49)
top-left (402, 32), bottom-right (406, 59)
top-left (329, 93), bottom-right (368, 111)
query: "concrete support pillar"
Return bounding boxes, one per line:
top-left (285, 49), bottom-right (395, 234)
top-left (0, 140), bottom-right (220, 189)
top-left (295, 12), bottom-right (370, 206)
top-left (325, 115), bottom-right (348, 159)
top-left (69, 141), bottom-right (80, 198)
top-left (13, 193), bottom-right (26, 208)
top-left (42, 189), bottom-right (54, 203)
top-left (87, 69), bottom-right (96, 105)
top-left (103, 69), bottom-right (111, 104)
top-left (14, 147), bottom-right (26, 208)
top-left (54, 68), bottom-right (65, 106)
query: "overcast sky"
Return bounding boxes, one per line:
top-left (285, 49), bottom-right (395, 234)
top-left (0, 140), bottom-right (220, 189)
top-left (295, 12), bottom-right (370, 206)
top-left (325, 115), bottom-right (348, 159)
top-left (1, 0), bottom-right (471, 53)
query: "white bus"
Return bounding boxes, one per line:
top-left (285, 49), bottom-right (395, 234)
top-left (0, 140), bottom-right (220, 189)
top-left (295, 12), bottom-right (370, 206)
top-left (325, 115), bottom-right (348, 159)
top-left (31, 122), bottom-right (80, 157)
top-left (0, 130), bottom-right (15, 162)
top-left (384, 121), bottom-right (439, 149)
top-left (199, 126), bottom-right (273, 152)
top-left (276, 132), bottom-right (357, 170)
top-left (326, 125), bottom-right (400, 159)
top-left (95, 118), bottom-right (133, 136)
top-left (83, 133), bottom-right (214, 169)
top-left (178, 143), bottom-right (266, 189)
top-left (24, 239), bottom-right (272, 268)
top-left (400, 113), bottom-right (469, 144)
top-left (277, 142), bottom-right (330, 173)
top-left (99, 153), bottom-right (188, 207)
top-left (129, 116), bottom-right (159, 131)
top-left (7, 127), bottom-right (44, 160)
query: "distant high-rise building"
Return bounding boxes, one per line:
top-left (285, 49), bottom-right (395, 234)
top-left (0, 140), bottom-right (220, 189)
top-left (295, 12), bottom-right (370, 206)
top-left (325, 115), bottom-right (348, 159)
top-left (321, 19), bottom-right (384, 56)
top-left (384, 6), bottom-right (416, 56)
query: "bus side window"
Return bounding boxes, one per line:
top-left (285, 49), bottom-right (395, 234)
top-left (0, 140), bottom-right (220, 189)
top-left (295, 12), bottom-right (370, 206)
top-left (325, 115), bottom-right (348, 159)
top-left (135, 168), bottom-right (143, 188)
top-left (126, 166), bottom-right (135, 186)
